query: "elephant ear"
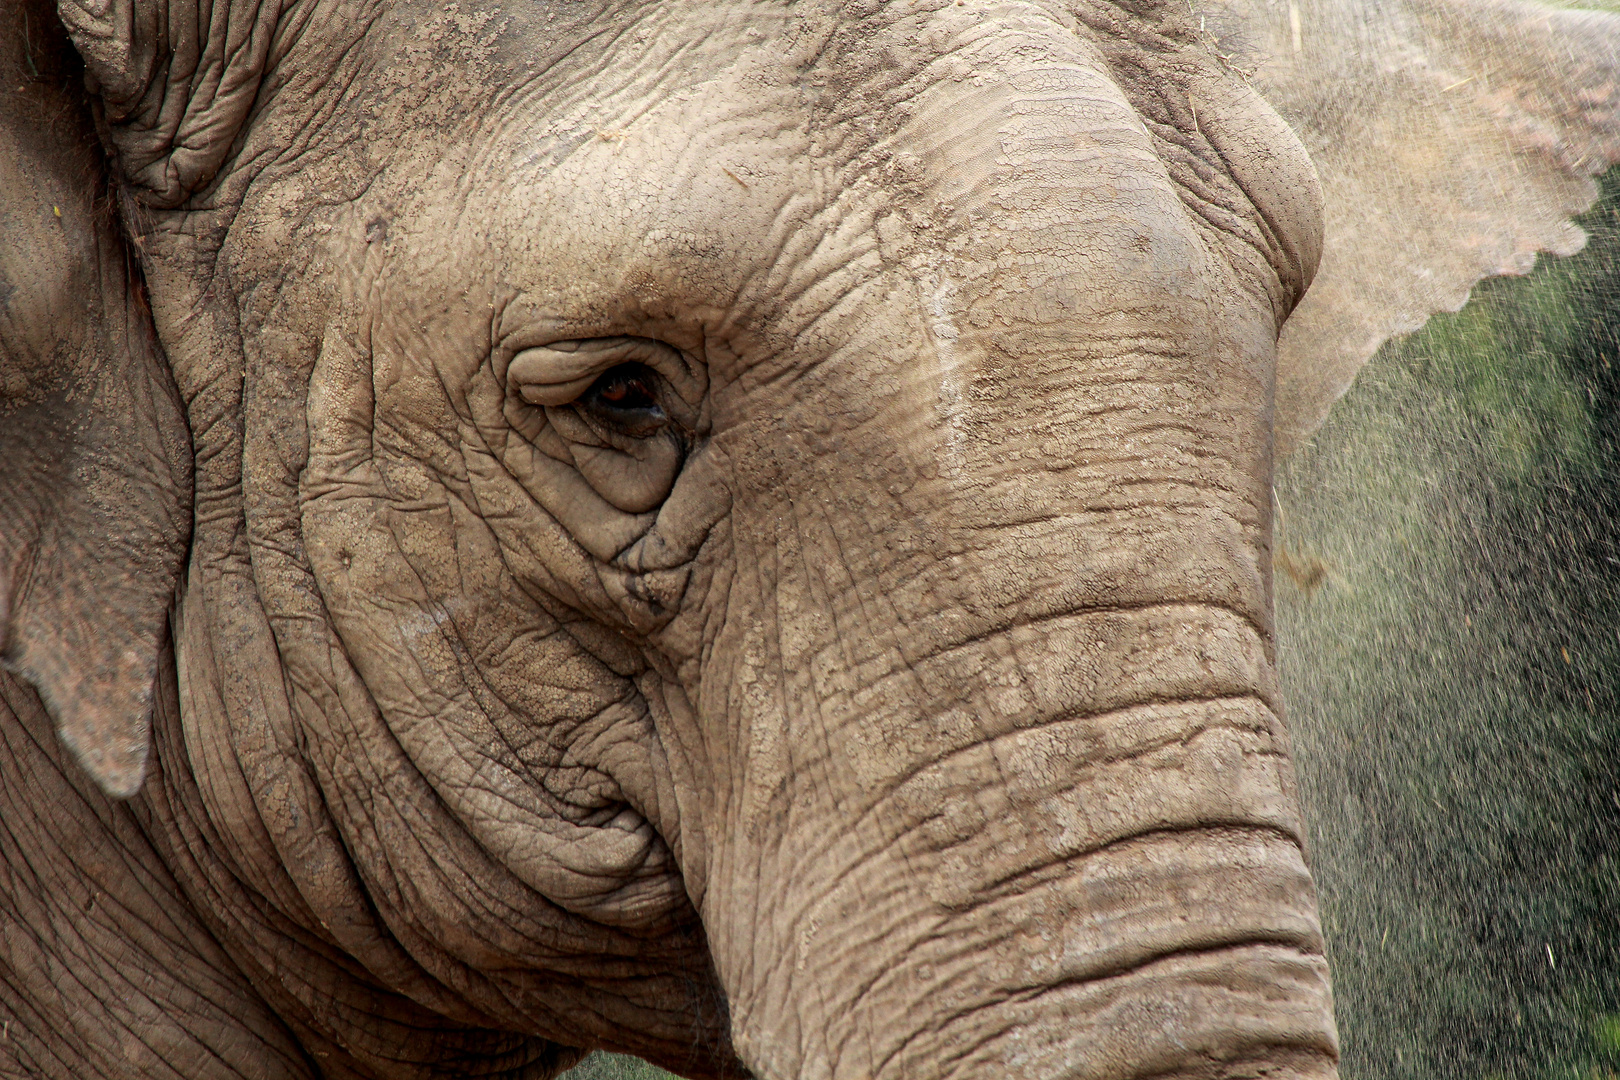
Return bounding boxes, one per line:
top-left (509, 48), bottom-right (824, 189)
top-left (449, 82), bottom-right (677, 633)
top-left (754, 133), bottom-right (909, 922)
top-left (54, 0), bottom-right (281, 207)
top-left (0, 0), bottom-right (192, 798)
top-left (1202, 0), bottom-right (1620, 454)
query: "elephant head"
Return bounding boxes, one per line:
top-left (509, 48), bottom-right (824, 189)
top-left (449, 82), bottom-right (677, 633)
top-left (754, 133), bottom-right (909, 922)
top-left (0, 0), bottom-right (1616, 1078)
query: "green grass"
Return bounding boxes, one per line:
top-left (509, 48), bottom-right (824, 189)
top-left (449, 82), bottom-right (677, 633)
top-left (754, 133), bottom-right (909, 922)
top-left (1276, 170), bottom-right (1620, 1079)
top-left (558, 1053), bottom-right (678, 1080)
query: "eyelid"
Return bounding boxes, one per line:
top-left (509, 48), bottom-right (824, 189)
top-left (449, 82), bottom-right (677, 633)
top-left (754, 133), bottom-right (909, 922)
top-left (516, 373), bottom-right (598, 407)
top-left (506, 337), bottom-right (702, 425)
top-left (507, 338), bottom-right (642, 406)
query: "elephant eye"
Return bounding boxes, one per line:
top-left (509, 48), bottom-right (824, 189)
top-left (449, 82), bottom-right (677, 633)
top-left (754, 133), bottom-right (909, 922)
top-left (580, 363), bottom-right (666, 436)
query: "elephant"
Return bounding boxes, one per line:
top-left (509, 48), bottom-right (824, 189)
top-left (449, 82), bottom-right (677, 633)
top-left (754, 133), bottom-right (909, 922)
top-left (1, 0), bottom-right (1617, 1075)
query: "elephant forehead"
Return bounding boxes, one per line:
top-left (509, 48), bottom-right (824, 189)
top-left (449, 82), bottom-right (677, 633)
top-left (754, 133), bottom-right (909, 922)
top-left (325, 0), bottom-right (1220, 360)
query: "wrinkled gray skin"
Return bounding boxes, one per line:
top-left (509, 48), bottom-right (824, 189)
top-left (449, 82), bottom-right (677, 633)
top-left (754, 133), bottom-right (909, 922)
top-left (0, 0), bottom-right (1616, 1077)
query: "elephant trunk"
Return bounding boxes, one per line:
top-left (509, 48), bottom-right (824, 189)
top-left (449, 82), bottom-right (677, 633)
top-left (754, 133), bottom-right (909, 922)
top-left (693, 261), bottom-right (1339, 1073)
top-left (684, 69), bottom-right (1337, 1080)
top-left (706, 600), bottom-right (1338, 1080)
top-left (642, 11), bottom-right (1337, 1075)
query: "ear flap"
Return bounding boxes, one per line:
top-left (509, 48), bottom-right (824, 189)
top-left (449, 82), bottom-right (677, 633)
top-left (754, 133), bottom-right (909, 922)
top-left (1203, 0), bottom-right (1620, 454)
top-left (55, 0), bottom-right (282, 207)
top-left (0, 0), bottom-right (192, 798)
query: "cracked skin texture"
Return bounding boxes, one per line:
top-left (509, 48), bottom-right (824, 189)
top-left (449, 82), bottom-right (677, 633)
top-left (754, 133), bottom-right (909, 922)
top-left (0, 0), bottom-right (1616, 1077)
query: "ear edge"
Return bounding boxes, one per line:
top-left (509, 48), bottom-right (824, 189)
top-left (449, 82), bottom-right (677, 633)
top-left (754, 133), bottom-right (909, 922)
top-left (1210, 0), bottom-right (1620, 454)
top-left (1, 2), bottom-right (193, 798)
top-left (0, 338), bottom-right (192, 799)
top-left (57, 0), bottom-right (282, 207)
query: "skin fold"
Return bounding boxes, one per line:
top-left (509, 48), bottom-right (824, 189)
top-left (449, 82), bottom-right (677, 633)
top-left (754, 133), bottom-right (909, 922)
top-left (0, 0), bottom-right (1615, 1078)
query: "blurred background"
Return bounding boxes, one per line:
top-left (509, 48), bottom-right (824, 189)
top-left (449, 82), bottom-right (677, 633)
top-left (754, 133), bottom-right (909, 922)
top-left (1277, 170), bottom-right (1620, 1079)
top-left (563, 170), bottom-right (1620, 1080)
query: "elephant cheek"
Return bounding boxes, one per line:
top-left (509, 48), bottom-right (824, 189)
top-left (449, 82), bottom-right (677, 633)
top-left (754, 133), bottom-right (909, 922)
top-left (574, 434), bottom-right (684, 515)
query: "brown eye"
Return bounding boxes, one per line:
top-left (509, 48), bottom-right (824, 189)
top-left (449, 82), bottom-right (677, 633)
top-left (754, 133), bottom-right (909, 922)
top-left (582, 363), bottom-right (666, 435)
top-left (598, 372), bottom-right (654, 408)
